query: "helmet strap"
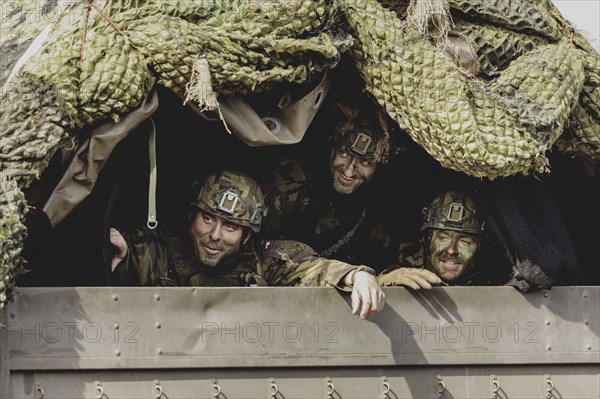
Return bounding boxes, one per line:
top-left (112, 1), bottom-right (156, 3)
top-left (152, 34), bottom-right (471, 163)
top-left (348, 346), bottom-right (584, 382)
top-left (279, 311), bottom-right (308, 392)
top-left (243, 230), bottom-right (252, 245)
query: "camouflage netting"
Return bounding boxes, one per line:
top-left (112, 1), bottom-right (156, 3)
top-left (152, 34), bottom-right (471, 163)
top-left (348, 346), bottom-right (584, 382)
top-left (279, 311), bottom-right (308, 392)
top-left (0, 0), bottom-right (340, 309)
top-left (0, 0), bottom-right (599, 308)
top-left (0, 178), bottom-right (27, 306)
top-left (1, 0), bottom-right (338, 189)
top-left (377, 0), bottom-right (600, 167)
top-left (336, 0), bottom-right (592, 177)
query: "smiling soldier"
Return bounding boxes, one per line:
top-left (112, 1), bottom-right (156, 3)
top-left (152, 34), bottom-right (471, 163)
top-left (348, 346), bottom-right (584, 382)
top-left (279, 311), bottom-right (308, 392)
top-left (378, 191), bottom-right (488, 289)
top-left (110, 171), bottom-right (384, 319)
top-left (263, 99), bottom-right (399, 272)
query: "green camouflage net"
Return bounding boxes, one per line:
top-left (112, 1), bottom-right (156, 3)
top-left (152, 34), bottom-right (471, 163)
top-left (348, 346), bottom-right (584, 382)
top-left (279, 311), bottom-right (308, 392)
top-left (544, 5), bottom-right (600, 164)
top-left (0, 178), bottom-right (27, 306)
top-left (453, 19), bottom-right (546, 78)
top-left (449, 0), bottom-right (560, 39)
top-left (555, 64), bottom-right (600, 164)
top-left (377, 0), bottom-right (599, 164)
top-left (381, 0), bottom-right (560, 39)
top-left (0, 0), bottom-right (340, 310)
top-left (0, 75), bottom-right (71, 185)
top-left (124, 12), bottom-right (337, 96)
top-left (0, 0), bottom-right (58, 87)
top-left (489, 40), bottom-right (584, 146)
top-left (0, 0), bottom-right (598, 310)
top-left (1, 0), bottom-right (338, 187)
top-left (337, 0), bottom-right (582, 177)
top-left (376, 0), bottom-right (410, 17)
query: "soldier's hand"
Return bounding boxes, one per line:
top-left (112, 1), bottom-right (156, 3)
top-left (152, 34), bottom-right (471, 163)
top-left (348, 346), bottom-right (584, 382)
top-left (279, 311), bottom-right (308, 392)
top-left (110, 228), bottom-right (128, 272)
top-left (377, 268), bottom-right (442, 289)
top-left (351, 271), bottom-right (385, 319)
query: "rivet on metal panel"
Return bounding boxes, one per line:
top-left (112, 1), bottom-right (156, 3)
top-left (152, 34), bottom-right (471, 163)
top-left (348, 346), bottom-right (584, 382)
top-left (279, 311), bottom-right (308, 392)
top-left (155, 322), bottom-right (162, 329)
top-left (268, 378), bottom-right (278, 398)
top-left (491, 375), bottom-right (500, 399)
top-left (113, 323), bottom-right (119, 329)
top-left (381, 376), bottom-right (391, 399)
top-left (587, 344), bottom-right (592, 350)
top-left (544, 375), bottom-right (554, 399)
top-left (546, 345), bottom-right (552, 351)
top-left (157, 348), bottom-right (163, 355)
top-left (112, 294), bottom-right (118, 301)
top-left (35, 384), bottom-right (45, 399)
top-left (543, 292), bottom-right (548, 298)
top-left (212, 378), bottom-right (221, 398)
top-left (545, 320), bottom-right (551, 326)
top-left (94, 381), bottom-right (104, 399)
top-left (583, 292), bottom-right (588, 299)
top-left (325, 377), bottom-right (335, 399)
top-left (114, 349), bottom-right (121, 356)
top-left (9, 312), bottom-right (15, 319)
top-left (436, 375), bottom-right (446, 399)
top-left (154, 294), bottom-right (161, 301)
top-left (584, 319), bottom-right (590, 326)
top-left (153, 380), bottom-right (163, 398)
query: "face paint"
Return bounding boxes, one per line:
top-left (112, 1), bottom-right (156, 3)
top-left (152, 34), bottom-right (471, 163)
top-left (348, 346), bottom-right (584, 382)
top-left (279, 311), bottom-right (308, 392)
top-left (427, 229), bottom-right (479, 283)
top-left (330, 147), bottom-right (377, 194)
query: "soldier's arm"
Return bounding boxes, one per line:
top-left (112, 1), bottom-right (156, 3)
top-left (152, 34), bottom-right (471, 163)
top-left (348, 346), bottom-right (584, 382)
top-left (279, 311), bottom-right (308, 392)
top-left (376, 240), bottom-right (441, 289)
top-left (111, 227), bottom-right (169, 286)
top-left (258, 240), bottom-right (354, 287)
top-left (377, 268), bottom-right (442, 289)
top-left (259, 240), bottom-right (385, 318)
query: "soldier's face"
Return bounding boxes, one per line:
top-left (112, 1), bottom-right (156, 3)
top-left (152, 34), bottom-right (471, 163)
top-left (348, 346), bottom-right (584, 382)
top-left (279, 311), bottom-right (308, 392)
top-left (189, 211), bottom-right (244, 267)
top-left (330, 147), bottom-right (377, 194)
top-left (427, 229), bottom-right (479, 283)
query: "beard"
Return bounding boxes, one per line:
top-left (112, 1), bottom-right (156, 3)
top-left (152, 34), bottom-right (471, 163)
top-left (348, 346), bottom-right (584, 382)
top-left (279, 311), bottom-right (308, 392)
top-left (191, 236), bottom-right (237, 268)
top-left (429, 251), bottom-right (475, 283)
top-left (331, 167), bottom-right (364, 195)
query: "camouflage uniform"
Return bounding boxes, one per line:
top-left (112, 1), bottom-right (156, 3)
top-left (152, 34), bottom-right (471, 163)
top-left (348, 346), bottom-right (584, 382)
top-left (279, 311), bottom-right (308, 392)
top-left (262, 107), bottom-right (396, 272)
top-left (263, 158), bottom-right (393, 272)
top-left (113, 227), bottom-right (358, 289)
top-left (379, 191), bottom-right (493, 286)
top-left (114, 171), bottom-right (360, 288)
top-left (381, 239), bottom-right (492, 286)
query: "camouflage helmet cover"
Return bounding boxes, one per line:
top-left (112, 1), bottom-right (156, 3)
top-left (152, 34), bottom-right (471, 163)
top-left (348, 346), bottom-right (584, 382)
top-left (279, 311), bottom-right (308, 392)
top-left (421, 191), bottom-right (484, 235)
top-left (191, 171), bottom-right (267, 233)
top-left (334, 121), bottom-right (383, 158)
top-left (331, 101), bottom-right (391, 162)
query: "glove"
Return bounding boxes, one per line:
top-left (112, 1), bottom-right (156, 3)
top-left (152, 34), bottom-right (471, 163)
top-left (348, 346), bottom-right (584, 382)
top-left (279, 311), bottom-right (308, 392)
top-left (377, 268), bottom-right (442, 289)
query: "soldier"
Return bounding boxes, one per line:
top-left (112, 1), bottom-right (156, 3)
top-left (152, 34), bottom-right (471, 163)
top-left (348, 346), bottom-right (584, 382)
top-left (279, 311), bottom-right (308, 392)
top-left (263, 101), bottom-right (397, 271)
top-left (378, 190), bottom-right (488, 288)
top-left (110, 171), bottom-right (385, 319)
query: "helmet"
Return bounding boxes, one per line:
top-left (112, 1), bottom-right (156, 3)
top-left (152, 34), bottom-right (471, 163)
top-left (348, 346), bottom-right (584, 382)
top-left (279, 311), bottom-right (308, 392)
top-left (332, 115), bottom-right (385, 161)
top-left (191, 171), bottom-right (267, 233)
top-left (421, 191), bottom-right (484, 235)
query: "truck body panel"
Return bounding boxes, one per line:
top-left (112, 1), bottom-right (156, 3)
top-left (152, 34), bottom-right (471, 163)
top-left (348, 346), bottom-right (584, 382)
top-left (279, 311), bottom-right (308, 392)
top-left (2, 286), bottom-right (598, 398)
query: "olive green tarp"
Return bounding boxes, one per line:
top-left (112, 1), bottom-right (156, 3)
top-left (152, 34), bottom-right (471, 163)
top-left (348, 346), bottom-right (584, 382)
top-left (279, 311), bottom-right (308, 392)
top-left (1, 0), bottom-right (598, 309)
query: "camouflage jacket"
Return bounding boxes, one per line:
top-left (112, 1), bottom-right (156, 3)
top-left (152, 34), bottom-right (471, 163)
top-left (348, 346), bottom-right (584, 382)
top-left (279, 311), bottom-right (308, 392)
top-left (112, 227), bottom-right (357, 289)
top-left (263, 159), bottom-right (394, 272)
top-left (380, 240), bottom-right (491, 286)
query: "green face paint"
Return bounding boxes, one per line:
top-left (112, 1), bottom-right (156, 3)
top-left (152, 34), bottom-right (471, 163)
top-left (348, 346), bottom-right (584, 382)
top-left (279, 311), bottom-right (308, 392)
top-left (427, 229), bottom-right (479, 283)
top-left (329, 147), bottom-right (377, 194)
